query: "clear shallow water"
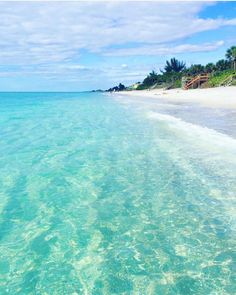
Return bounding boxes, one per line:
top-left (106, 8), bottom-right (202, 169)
top-left (0, 92), bottom-right (236, 294)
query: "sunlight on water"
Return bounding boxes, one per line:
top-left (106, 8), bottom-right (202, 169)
top-left (0, 92), bottom-right (235, 294)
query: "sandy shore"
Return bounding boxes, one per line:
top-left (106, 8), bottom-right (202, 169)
top-left (119, 86), bottom-right (236, 109)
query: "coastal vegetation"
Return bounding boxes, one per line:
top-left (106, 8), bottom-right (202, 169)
top-left (106, 46), bottom-right (236, 91)
top-left (226, 46), bottom-right (236, 71)
top-left (208, 70), bottom-right (236, 87)
top-left (106, 83), bottom-right (126, 92)
top-left (136, 46), bottom-right (236, 90)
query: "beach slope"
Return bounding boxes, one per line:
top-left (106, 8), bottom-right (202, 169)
top-left (120, 86), bottom-right (236, 109)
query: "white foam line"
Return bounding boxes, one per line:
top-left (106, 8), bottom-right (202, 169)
top-left (146, 111), bottom-right (236, 152)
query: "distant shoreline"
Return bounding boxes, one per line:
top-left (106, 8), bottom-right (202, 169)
top-left (116, 86), bottom-right (236, 109)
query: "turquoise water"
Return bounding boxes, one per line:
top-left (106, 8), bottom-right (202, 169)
top-left (0, 92), bottom-right (236, 294)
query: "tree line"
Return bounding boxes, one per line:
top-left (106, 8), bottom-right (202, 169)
top-left (105, 46), bottom-right (236, 91)
top-left (137, 46), bottom-right (236, 90)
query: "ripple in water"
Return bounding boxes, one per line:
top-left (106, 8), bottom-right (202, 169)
top-left (0, 92), bottom-right (235, 294)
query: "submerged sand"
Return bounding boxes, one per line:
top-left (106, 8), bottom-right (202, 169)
top-left (119, 86), bottom-right (236, 109)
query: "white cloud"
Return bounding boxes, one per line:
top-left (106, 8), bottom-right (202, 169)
top-left (104, 41), bottom-right (225, 56)
top-left (0, 1), bottom-right (235, 89)
top-left (59, 64), bottom-right (89, 70)
top-left (0, 1), bottom-right (235, 65)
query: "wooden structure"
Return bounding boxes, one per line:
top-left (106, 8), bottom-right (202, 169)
top-left (182, 74), bottom-right (209, 90)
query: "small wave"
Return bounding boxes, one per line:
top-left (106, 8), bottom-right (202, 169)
top-left (146, 111), bottom-right (236, 153)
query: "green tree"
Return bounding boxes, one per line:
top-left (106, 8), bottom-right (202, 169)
top-left (205, 63), bottom-right (216, 73)
top-left (142, 71), bottom-right (159, 87)
top-left (118, 83), bottom-right (125, 91)
top-left (226, 46), bottom-right (236, 70)
top-left (163, 58), bottom-right (186, 73)
top-left (215, 59), bottom-right (231, 71)
top-left (185, 64), bottom-right (205, 76)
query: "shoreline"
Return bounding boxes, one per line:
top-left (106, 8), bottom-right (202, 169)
top-left (117, 86), bottom-right (236, 109)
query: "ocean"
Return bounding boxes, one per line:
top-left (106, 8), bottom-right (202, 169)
top-left (0, 92), bottom-right (235, 294)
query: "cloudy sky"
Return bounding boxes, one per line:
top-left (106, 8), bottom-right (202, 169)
top-left (0, 1), bottom-right (236, 91)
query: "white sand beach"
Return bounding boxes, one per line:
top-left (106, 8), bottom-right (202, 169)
top-left (120, 86), bottom-right (236, 109)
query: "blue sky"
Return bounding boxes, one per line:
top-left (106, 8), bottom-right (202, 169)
top-left (0, 1), bottom-right (236, 91)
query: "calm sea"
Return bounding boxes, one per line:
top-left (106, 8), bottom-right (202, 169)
top-left (0, 92), bottom-right (235, 294)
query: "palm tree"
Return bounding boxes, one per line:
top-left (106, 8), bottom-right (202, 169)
top-left (226, 46), bottom-right (236, 71)
top-left (205, 63), bottom-right (216, 73)
top-left (142, 71), bottom-right (159, 87)
top-left (215, 59), bottom-right (231, 71)
top-left (185, 64), bottom-right (205, 76)
top-left (163, 58), bottom-right (186, 73)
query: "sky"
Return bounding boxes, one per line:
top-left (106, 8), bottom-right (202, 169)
top-left (0, 1), bottom-right (236, 91)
